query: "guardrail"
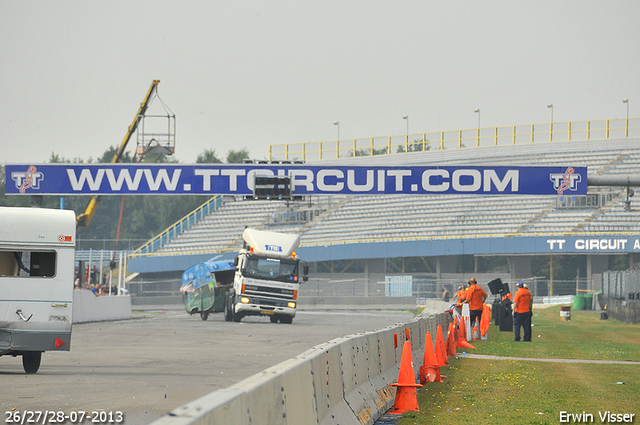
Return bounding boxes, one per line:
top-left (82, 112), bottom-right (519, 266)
top-left (131, 195), bottom-right (223, 256)
top-left (269, 117), bottom-right (640, 161)
top-left (151, 310), bottom-right (451, 425)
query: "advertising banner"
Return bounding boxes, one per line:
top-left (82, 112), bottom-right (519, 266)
top-left (5, 164), bottom-right (587, 196)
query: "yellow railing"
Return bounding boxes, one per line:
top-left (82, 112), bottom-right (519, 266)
top-left (269, 117), bottom-right (639, 162)
top-left (130, 195), bottom-right (223, 257)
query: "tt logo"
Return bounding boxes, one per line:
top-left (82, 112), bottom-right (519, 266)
top-left (549, 167), bottom-right (581, 195)
top-left (11, 165), bottom-right (45, 193)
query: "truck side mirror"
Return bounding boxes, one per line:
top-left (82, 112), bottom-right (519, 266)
top-left (303, 264), bottom-right (309, 282)
top-left (233, 257), bottom-right (239, 268)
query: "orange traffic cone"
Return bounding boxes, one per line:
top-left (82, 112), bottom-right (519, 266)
top-left (456, 316), bottom-right (476, 349)
top-left (459, 317), bottom-right (467, 339)
top-left (447, 324), bottom-right (457, 358)
top-left (452, 317), bottom-right (459, 341)
top-left (445, 323), bottom-right (452, 355)
top-left (472, 317), bottom-right (481, 341)
top-left (390, 340), bottom-right (423, 414)
top-left (436, 325), bottom-right (449, 366)
top-left (480, 304), bottom-right (491, 340)
top-left (419, 332), bottom-right (442, 384)
top-left (435, 338), bottom-right (448, 379)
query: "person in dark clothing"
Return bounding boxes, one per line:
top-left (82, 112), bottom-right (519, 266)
top-left (513, 281), bottom-right (532, 341)
top-left (441, 286), bottom-right (451, 302)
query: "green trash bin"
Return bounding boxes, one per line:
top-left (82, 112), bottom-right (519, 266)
top-left (583, 293), bottom-right (593, 310)
top-left (573, 294), bottom-right (585, 311)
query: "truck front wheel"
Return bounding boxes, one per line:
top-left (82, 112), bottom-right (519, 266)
top-left (227, 293), bottom-right (242, 322)
top-left (280, 315), bottom-right (293, 324)
top-left (23, 352), bottom-right (42, 374)
top-left (224, 293), bottom-right (233, 322)
top-left (232, 307), bottom-right (243, 322)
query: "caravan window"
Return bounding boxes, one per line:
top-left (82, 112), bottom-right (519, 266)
top-left (0, 249), bottom-right (56, 277)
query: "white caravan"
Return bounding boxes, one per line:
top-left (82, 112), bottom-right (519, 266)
top-left (0, 207), bottom-right (76, 373)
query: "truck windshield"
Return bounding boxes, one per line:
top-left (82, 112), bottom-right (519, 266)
top-left (243, 256), bottom-right (298, 283)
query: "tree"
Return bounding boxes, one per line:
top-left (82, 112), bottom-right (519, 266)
top-left (196, 148), bottom-right (223, 164)
top-left (97, 146), bottom-right (133, 164)
top-left (226, 148), bottom-right (249, 164)
top-left (355, 147), bottom-right (388, 156)
top-left (396, 138), bottom-right (432, 153)
top-left (49, 152), bottom-right (92, 164)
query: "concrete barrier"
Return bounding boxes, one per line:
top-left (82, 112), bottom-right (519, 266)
top-left (72, 290), bottom-right (132, 323)
top-left (420, 298), bottom-right (452, 313)
top-left (152, 311), bottom-right (451, 425)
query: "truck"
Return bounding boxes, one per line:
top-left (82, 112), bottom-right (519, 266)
top-left (224, 228), bottom-right (308, 324)
top-left (0, 207), bottom-right (76, 374)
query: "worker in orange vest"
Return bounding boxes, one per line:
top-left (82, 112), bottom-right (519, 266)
top-left (513, 281), bottom-right (532, 341)
top-left (462, 278), bottom-right (487, 328)
top-left (452, 285), bottom-right (467, 308)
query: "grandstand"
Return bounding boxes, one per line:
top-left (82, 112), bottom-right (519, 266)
top-left (128, 125), bottom-right (640, 300)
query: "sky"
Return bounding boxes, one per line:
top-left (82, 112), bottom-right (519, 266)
top-left (1, 1), bottom-right (639, 165)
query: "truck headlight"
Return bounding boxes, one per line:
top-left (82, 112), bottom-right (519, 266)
top-left (287, 302), bottom-right (296, 309)
top-left (240, 297), bottom-right (250, 304)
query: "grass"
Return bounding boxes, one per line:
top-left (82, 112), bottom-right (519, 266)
top-left (397, 306), bottom-right (640, 425)
top-left (475, 306), bottom-right (640, 361)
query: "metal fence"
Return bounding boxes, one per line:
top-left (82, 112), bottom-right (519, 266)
top-left (554, 192), bottom-right (616, 209)
top-left (124, 273), bottom-right (601, 302)
top-left (269, 117), bottom-right (640, 161)
top-left (77, 239), bottom-right (147, 252)
top-left (128, 278), bottom-right (182, 297)
top-left (302, 276), bottom-right (588, 300)
top-left (602, 270), bottom-right (640, 300)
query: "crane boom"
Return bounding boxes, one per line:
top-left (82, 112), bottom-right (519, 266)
top-left (76, 80), bottom-right (160, 228)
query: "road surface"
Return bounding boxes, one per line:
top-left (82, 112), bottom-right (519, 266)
top-left (1, 309), bottom-right (414, 425)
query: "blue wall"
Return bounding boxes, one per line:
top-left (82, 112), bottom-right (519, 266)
top-left (128, 235), bottom-right (639, 274)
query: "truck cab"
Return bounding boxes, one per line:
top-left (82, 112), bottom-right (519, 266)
top-left (225, 228), bottom-right (308, 324)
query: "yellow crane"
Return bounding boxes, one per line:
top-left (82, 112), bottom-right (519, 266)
top-left (76, 80), bottom-right (160, 228)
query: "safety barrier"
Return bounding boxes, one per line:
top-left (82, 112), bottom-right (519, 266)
top-left (269, 117), bottom-right (640, 161)
top-left (151, 311), bottom-right (451, 425)
top-left (72, 290), bottom-right (132, 323)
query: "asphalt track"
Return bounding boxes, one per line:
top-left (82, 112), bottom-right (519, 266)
top-left (1, 308), bottom-right (414, 425)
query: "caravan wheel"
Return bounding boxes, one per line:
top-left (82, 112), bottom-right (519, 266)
top-left (23, 352), bottom-right (42, 374)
